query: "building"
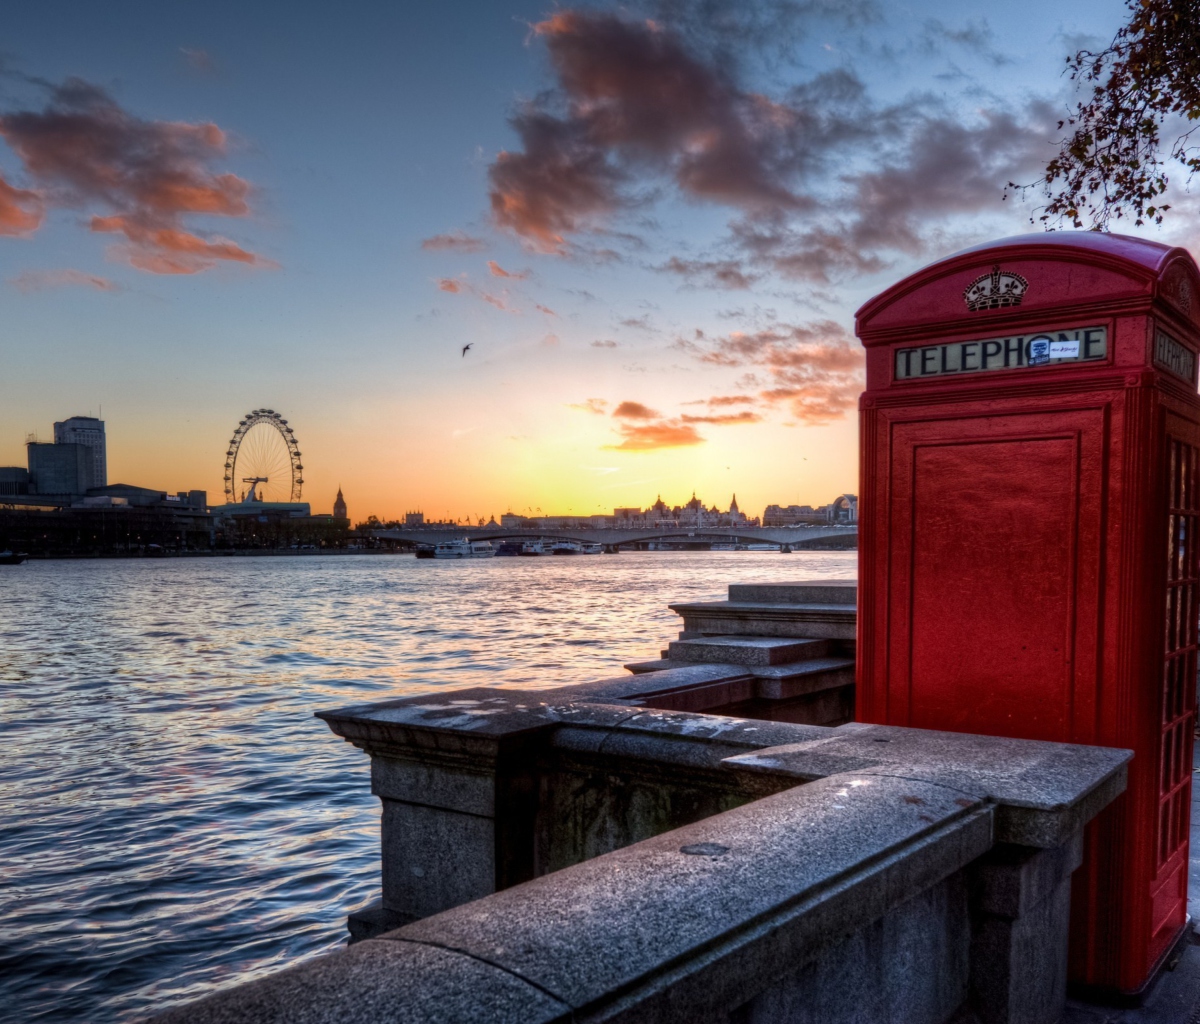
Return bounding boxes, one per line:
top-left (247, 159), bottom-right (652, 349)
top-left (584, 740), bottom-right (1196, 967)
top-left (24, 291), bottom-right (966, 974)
top-left (727, 494), bottom-right (748, 525)
top-left (762, 503), bottom-right (825, 527)
top-left (54, 416), bottom-right (106, 489)
top-left (27, 441), bottom-right (94, 495)
top-left (827, 494), bottom-right (858, 523)
top-left (405, 511), bottom-right (425, 526)
top-left (334, 487), bottom-right (347, 520)
top-left (0, 467), bottom-right (29, 496)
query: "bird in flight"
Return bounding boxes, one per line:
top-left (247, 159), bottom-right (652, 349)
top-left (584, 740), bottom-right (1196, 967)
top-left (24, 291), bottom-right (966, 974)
top-left (461, 343), bottom-right (473, 357)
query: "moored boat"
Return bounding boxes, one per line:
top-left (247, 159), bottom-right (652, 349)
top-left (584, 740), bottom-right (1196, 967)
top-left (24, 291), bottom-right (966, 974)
top-left (0, 550), bottom-right (28, 565)
top-left (580, 542), bottom-right (603, 555)
top-left (519, 541), bottom-right (545, 556)
top-left (433, 538), bottom-right (495, 558)
top-left (433, 538), bottom-right (471, 559)
top-left (551, 540), bottom-right (581, 555)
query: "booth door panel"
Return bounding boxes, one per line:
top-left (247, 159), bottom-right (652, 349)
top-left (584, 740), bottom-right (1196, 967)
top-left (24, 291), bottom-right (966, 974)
top-left (886, 410), bottom-right (1106, 742)
top-left (1150, 418), bottom-right (1200, 961)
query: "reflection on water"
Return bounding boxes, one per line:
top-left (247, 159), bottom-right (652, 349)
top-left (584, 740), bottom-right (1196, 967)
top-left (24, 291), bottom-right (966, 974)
top-left (0, 550), bottom-right (855, 1022)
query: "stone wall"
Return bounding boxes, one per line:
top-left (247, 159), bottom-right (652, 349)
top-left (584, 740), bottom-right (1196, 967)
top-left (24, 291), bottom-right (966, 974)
top-left (153, 701), bottom-right (1128, 1024)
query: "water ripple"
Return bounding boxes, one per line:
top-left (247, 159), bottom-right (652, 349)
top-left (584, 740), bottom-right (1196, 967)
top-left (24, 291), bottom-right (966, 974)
top-left (0, 550), bottom-right (854, 1022)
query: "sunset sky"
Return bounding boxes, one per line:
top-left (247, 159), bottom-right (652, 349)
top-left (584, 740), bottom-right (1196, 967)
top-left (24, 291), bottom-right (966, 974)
top-left (4, 0), bottom-right (1191, 521)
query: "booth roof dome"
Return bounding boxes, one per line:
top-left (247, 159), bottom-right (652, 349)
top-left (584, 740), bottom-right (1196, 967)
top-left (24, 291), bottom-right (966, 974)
top-left (937, 230), bottom-right (1176, 274)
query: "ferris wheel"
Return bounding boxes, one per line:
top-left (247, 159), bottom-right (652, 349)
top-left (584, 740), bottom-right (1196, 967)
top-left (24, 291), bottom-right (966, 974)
top-left (223, 409), bottom-right (304, 504)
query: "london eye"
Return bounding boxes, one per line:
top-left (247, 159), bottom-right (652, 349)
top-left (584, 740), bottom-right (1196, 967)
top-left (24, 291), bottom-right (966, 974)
top-left (223, 409), bottom-right (304, 504)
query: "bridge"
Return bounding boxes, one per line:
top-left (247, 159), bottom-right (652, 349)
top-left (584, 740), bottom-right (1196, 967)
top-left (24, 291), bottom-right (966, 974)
top-left (371, 524), bottom-right (857, 550)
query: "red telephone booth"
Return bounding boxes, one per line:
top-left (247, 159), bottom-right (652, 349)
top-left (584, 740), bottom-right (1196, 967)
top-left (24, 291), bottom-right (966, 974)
top-left (856, 232), bottom-right (1200, 996)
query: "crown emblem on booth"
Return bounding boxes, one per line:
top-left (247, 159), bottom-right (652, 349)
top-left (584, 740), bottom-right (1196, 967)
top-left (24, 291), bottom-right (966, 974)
top-left (963, 266), bottom-right (1029, 311)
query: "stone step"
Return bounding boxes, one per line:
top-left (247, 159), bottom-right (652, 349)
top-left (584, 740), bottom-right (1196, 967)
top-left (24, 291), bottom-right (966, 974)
top-left (552, 663), bottom-right (753, 699)
top-left (668, 601), bottom-right (857, 641)
top-left (728, 580), bottom-right (856, 605)
top-left (751, 657), bottom-right (855, 700)
top-left (667, 636), bottom-right (833, 667)
top-left (619, 656), bottom-right (854, 703)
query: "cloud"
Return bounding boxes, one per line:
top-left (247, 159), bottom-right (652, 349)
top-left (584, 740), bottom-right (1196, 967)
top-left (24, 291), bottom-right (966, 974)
top-left (591, 339), bottom-right (619, 348)
top-left (704, 394), bottom-right (757, 406)
top-left (489, 10), bottom-right (821, 249)
top-left (660, 255), bottom-right (759, 289)
top-left (422, 230), bottom-right (486, 252)
top-left (681, 319), bottom-right (864, 424)
top-left (919, 18), bottom-right (1012, 67)
top-left (0, 78), bottom-right (266, 274)
top-left (569, 397), bottom-right (609, 414)
top-left (487, 260), bottom-right (529, 279)
top-left (604, 398), bottom-right (712, 450)
top-left (11, 268), bottom-right (119, 293)
top-left (606, 421), bottom-right (706, 450)
top-left (483, 7), bottom-right (1059, 289)
top-left (535, 303), bottom-right (557, 316)
top-left (680, 410), bottom-right (760, 424)
top-left (619, 314), bottom-right (654, 331)
top-left (0, 173), bottom-right (42, 235)
top-left (613, 400), bottom-right (660, 419)
top-left (434, 273), bottom-right (522, 312)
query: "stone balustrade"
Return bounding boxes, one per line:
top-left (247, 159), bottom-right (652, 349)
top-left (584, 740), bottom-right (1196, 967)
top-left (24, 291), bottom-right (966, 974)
top-left (153, 686), bottom-right (1129, 1024)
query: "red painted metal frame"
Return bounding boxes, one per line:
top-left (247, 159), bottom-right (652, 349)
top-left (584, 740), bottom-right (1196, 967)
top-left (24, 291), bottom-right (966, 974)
top-left (855, 232), bottom-right (1200, 995)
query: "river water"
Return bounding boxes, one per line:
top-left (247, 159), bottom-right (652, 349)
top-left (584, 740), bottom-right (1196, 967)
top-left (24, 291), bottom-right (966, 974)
top-left (0, 550), bottom-right (856, 1023)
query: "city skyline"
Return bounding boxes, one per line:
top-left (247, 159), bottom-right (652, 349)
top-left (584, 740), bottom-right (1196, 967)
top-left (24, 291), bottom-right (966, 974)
top-left (4, 0), bottom-right (1194, 520)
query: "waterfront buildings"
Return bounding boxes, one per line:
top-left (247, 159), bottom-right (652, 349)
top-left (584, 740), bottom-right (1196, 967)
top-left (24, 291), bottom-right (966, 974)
top-left (53, 416), bottom-right (106, 488)
top-left (25, 441), bottom-right (95, 495)
top-left (334, 487), bottom-right (347, 520)
top-left (763, 494), bottom-right (858, 526)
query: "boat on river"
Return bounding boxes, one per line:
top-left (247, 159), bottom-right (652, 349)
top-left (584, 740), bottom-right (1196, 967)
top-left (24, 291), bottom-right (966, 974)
top-left (433, 538), bottom-right (495, 559)
top-left (519, 541), bottom-right (545, 556)
top-left (580, 542), bottom-right (603, 555)
top-left (551, 540), bottom-right (581, 555)
top-left (0, 550), bottom-right (28, 565)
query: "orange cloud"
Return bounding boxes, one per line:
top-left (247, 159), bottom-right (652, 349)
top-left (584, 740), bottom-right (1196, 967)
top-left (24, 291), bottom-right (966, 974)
top-left (12, 268), bottom-right (119, 293)
top-left (0, 78), bottom-right (265, 274)
top-left (606, 421), bottom-right (705, 450)
top-left (438, 278), bottom-right (463, 293)
top-left (681, 319), bottom-right (864, 425)
top-left (535, 303), bottom-right (557, 316)
top-left (91, 216), bottom-right (258, 275)
top-left (0, 174), bottom-right (43, 236)
top-left (487, 260), bottom-right (529, 279)
top-left (680, 410), bottom-right (760, 425)
top-left (613, 400), bottom-right (659, 419)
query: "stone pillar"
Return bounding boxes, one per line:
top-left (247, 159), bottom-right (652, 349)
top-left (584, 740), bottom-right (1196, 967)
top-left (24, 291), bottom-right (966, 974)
top-left (968, 835), bottom-right (1083, 1024)
top-left (316, 690), bottom-right (557, 941)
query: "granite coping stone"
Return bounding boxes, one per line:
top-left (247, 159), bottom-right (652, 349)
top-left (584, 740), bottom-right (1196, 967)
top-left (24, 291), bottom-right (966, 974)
top-left (148, 935), bottom-right (570, 1024)
top-left (551, 706), bottom-right (829, 772)
top-left (384, 772), bottom-right (992, 1019)
top-left (723, 722), bottom-right (1131, 847)
top-left (728, 580), bottom-right (857, 605)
